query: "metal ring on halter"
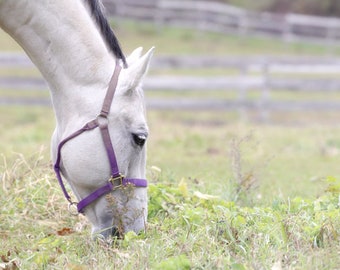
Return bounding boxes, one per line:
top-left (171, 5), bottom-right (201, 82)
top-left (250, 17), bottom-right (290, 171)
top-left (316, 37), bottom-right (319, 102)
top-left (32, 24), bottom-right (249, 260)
top-left (96, 114), bottom-right (109, 128)
top-left (96, 113), bottom-right (109, 128)
top-left (109, 174), bottom-right (124, 189)
top-left (68, 202), bottom-right (79, 216)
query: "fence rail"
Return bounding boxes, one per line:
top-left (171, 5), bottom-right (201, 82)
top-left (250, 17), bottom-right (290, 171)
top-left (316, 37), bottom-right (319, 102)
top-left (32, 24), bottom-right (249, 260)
top-left (1, 53), bottom-right (340, 117)
top-left (103, 0), bottom-right (340, 46)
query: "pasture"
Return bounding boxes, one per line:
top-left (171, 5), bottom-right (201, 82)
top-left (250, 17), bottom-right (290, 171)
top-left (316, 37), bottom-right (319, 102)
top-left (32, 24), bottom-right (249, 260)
top-left (1, 20), bottom-right (340, 269)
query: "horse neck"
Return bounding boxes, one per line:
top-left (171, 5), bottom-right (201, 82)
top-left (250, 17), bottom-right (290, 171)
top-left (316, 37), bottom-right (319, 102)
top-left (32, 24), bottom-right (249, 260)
top-left (0, 0), bottom-right (116, 128)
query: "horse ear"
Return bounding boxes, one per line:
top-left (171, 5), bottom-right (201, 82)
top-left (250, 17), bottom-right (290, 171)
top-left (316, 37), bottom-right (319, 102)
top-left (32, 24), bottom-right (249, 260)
top-left (126, 47), bottom-right (143, 66)
top-left (121, 47), bottom-right (155, 93)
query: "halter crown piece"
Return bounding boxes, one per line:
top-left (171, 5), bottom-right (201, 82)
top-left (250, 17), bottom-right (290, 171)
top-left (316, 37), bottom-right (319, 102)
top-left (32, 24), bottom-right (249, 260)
top-left (54, 64), bottom-right (148, 214)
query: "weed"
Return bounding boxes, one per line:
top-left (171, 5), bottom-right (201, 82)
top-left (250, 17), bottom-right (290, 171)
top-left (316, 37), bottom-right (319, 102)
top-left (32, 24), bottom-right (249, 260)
top-left (227, 133), bottom-right (266, 205)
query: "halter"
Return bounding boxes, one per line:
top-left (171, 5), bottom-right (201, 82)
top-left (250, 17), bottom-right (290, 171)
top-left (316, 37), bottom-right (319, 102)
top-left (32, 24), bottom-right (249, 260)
top-left (54, 64), bottom-right (148, 214)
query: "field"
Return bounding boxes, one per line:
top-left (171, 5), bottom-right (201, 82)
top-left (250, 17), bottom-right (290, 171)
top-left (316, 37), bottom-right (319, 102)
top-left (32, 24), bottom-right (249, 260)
top-left (1, 20), bottom-right (340, 269)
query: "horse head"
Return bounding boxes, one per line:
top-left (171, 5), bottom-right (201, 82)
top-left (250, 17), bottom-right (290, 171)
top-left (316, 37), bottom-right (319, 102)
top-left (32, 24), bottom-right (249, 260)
top-left (0, 0), bottom-right (154, 239)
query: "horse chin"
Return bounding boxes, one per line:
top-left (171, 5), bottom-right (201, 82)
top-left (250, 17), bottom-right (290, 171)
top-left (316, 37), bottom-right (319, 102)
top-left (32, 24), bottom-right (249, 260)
top-left (89, 190), bottom-right (148, 240)
top-left (91, 226), bottom-right (121, 240)
top-left (91, 219), bottom-right (146, 240)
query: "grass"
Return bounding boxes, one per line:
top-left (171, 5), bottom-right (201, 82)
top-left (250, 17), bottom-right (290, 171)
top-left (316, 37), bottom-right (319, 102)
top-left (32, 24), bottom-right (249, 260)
top-left (2, 106), bottom-right (340, 201)
top-left (1, 20), bottom-right (340, 269)
top-left (0, 148), bottom-right (339, 269)
top-left (146, 110), bottom-right (340, 200)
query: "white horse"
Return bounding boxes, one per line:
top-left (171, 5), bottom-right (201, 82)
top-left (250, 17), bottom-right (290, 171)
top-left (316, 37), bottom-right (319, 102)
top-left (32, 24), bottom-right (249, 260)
top-left (0, 0), bottom-right (154, 238)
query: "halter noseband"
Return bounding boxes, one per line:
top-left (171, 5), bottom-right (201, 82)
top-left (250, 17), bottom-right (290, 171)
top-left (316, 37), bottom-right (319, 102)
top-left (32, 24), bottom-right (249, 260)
top-left (54, 64), bottom-right (148, 214)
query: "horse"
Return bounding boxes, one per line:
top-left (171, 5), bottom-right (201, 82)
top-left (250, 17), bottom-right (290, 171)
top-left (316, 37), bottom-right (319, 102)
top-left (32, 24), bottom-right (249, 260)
top-left (0, 0), bottom-right (154, 239)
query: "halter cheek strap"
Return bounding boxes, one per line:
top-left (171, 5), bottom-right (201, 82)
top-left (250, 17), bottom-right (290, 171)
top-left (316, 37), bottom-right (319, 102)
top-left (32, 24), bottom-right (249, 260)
top-left (54, 64), bottom-right (147, 214)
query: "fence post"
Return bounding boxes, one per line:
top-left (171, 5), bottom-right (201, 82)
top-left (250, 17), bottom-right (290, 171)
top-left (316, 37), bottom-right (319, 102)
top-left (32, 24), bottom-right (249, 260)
top-left (238, 14), bottom-right (249, 37)
top-left (326, 18), bottom-right (337, 55)
top-left (259, 62), bottom-right (270, 123)
top-left (283, 14), bottom-right (293, 43)
top-left (155, 0), bottom-right (165, 33)
top-left (238, 64), bottom-right (248, 121)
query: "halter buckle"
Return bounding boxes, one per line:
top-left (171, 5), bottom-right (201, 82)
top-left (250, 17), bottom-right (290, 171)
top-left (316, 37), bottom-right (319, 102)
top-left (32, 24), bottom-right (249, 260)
top-left (109, 174), bottom-right (125, 189)
top-left (68, 201), bottom-right (79, 216)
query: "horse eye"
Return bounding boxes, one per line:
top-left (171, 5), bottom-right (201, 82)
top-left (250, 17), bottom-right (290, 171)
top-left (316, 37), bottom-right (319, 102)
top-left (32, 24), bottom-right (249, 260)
top-left (132, 133), bottom-right (147, 147)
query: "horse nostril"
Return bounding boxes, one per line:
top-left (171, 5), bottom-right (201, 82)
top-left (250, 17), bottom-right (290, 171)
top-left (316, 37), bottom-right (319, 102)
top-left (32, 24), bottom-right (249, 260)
top-left (112, 227), bottom-right (122, 239)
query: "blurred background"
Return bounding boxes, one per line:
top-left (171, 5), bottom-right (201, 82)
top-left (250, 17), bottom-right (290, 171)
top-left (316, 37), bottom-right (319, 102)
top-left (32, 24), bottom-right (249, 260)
top-left (1, 0), bottom-right (340, 203)
top-left (103, 0), bottom-right (340, 123)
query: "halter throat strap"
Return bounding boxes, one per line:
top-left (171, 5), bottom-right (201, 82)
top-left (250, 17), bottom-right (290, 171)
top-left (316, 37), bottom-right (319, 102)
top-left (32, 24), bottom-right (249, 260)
top-left (54, 64), bottom-right (148, 214)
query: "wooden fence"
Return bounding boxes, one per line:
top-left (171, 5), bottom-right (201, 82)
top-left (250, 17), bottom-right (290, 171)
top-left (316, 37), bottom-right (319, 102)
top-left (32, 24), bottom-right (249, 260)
top-left (1, 53), bottom-right (340, 121)
top-left (103, 0), bottom-right (340, 46)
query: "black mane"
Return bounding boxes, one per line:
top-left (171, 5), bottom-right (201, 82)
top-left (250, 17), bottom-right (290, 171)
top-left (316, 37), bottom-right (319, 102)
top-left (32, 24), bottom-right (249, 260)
top-left (85, 0), bottom-right (127, 67)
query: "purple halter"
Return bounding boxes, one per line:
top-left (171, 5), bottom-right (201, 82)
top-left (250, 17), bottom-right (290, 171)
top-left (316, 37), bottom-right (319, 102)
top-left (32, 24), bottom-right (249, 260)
top-left (54, 64), bottom-right (147, 214)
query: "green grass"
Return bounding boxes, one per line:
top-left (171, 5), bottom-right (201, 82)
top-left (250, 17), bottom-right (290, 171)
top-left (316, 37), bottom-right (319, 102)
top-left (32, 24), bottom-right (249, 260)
top-left (146, 110), bottom-right (340, 200)
top-left (0, 30), bottom-right (22, 51)
top-left (0, 144), bottom-right (339, 269)
top-left (2, 106), bottom-right (340, 202)
top-left (0, 67), bottom-right (40, 77)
